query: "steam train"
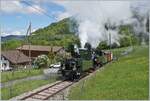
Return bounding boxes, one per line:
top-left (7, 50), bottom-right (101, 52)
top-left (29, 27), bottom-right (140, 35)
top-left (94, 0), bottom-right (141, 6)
top-left (58, 45), bottom-right (113, 81)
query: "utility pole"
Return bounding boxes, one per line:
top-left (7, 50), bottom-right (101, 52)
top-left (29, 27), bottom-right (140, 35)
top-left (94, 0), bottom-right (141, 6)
top-left (109, 32), bottom-right (111, 51)
top-left (28, 22), bottom-right (32, 68)
top-left (146, 13), bottom-right (149, 33)
top-left (148, 12), bottom-right (150, 45)
top-left (146, 12), bottom-right (149, 46)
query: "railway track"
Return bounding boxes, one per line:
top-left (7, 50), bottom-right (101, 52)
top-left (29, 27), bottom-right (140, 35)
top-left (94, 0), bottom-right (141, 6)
top-left (19, 67), bottom-right (102, 100)
top-left (20, 81), bottom-right (73, 100)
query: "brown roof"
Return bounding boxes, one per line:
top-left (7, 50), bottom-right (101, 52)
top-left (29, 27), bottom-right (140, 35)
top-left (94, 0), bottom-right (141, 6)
top-left (17, 45), bottom-right (63, 52)
top-left (1, 50), bottom-right (31, 64)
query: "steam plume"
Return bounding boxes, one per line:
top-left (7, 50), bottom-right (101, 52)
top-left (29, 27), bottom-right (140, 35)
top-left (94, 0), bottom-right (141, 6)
top-left (54, 0), bottom-right (150, 47)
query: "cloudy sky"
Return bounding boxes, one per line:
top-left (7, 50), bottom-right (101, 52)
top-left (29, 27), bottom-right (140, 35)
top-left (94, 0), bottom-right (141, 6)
top-left (1, 0), bottom-right (150, 37)
top-left (1, 0), bottom-right (70, 36)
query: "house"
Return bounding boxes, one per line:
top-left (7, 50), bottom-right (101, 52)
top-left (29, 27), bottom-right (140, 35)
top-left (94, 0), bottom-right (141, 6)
top-left (1, 50), bottom-right (31, 70)
top-left (16, 45), bottom-right (65, 59)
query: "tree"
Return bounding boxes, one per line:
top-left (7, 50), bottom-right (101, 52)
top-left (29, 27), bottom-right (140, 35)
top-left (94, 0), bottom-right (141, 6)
top-left (67, 43), bottom-right (75, 56)
top-left (96, 41), bottom-right (108, 50)
top-left (33, 55), bottom-right (50, 68)
top-left (118, 25), bottom-right (140, 46)
top-left (111, 43), bottom-right (119, 49)
top-left (1, 39), bottom-right (23, 51)
top-left (119, 37), bottom-right (131, 47)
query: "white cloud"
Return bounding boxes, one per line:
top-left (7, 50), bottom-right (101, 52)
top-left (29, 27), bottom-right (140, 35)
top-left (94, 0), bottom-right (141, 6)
top-left (1, 30), bottom-right (25, 37)
top-left (12, 31), bottom-right (23, 36)
top-left (1, 0), bottom-right (45, 14)
top-left (1, 32), bottom-right (10, 37)
top-left (55, 11), bottom-right (71, 21)
top-left (1, 27), bottom-right (39, 37)
top-left (32, 28), bottom-right (38, 33)
top-left (1, 1), bottom-right (23, 13)
top-left (25, 5), bottom-right (46, 14)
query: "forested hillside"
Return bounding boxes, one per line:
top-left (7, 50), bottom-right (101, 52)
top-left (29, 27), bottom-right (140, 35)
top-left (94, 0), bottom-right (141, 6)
top-left (30, 18), bottom-right (80, 47)
top-left (2, 18), bottom-right (80, 50)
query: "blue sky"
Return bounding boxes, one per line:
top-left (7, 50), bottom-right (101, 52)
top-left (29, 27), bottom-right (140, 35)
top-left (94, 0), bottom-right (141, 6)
top-left (1, 0), bottom-right (149, 37)
top-left (1, 0), bottom-right (68, 36)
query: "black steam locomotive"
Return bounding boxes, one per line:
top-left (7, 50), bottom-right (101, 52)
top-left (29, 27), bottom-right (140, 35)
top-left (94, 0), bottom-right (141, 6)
top-left (58, 45), bottom-right (111, 81)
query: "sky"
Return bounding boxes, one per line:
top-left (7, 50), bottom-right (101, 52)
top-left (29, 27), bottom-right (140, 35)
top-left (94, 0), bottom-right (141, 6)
top-left (1, 0), bottom-right (70, 36)
top-left (1, 0), bottom-right (150, 37)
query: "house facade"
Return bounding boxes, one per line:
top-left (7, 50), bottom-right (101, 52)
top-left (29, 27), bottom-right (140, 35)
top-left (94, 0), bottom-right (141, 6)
top-left (1, 50), bottom-right (31, 70)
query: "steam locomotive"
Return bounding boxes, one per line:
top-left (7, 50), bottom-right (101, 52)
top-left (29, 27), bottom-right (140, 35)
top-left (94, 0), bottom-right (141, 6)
top-left (58, 45), bottom-right (112, 81)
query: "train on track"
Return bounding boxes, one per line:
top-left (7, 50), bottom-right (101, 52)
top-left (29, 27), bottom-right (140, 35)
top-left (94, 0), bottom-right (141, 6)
top-left (58, 45), bottom-right (113, 81)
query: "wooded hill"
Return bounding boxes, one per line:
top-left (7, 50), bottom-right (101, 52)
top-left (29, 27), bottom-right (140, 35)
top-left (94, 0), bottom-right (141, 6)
top-left (30, 18), bottom-right (80, 47)
top-left (2, 18), bottom-right (80, 50)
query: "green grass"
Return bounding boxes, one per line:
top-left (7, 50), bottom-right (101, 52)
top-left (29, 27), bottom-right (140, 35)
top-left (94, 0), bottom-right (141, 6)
top-left (69, 46), bottom-right (149, 100)
top-left (1, 78), bottom-right (56, 100)
top-left (1, 68), bottom-right (43, 83)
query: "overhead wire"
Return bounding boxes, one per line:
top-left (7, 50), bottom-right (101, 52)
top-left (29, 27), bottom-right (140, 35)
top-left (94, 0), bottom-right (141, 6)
top-left (16, 1), bottom-right (57, 65)
top-left (21, 0), bottom-right (57, 20)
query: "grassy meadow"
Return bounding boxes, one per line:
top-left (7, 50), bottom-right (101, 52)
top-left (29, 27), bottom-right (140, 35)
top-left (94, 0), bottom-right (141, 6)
top-left (69, 46), bottom-right (149, 100)
top-left (1, 68), bottom-right (43, 83)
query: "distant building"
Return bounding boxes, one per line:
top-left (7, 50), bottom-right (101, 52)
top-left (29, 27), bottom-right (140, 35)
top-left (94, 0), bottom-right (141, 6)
top-left (1, 50), bottom-right (31, 70)
top-left (16, 45), bottom-right (65, 59)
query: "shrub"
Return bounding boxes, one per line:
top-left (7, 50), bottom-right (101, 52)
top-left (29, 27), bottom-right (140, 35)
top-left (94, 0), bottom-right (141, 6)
top-left (97, 41), bottom-right (108, 50)
top-left (33, 55), bottom-right (50, 68)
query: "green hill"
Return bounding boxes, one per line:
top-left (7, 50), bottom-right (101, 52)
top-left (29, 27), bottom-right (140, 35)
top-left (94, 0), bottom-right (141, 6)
top-left (29, 18), bottom-right (80, 48)
top-left (2, 18), bottom-right (80, 50)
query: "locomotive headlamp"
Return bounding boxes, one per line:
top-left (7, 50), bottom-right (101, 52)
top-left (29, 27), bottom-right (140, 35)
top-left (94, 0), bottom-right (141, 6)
top-left (77, 72), bottom-right (80, 75)
top-left (62, 66), bottom-right (65, 70)
top-left (73, 65), bottom-right (77, 71)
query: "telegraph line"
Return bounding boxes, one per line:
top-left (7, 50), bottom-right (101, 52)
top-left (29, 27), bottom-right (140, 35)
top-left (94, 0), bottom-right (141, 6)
top-left (22, 0), bottom-right (56, 20)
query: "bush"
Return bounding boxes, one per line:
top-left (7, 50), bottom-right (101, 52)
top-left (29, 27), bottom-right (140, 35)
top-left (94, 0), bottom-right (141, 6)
top-left (111, 43), bottom-right (119, 49)
top-left (33, 55), bottom-right (50, 68)
top-left (97, 41), bottom-right (108, 50)
top-left (119, 37), bottom-right (131, 47)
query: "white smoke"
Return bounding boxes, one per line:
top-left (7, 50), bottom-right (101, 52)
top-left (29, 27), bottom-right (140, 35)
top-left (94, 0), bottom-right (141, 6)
top-left (131, 1), bottom-right (150, 35)
top-left (78, 20), bottom-right (106, 47)
top-left (53, 0), bottom-right (150, 47)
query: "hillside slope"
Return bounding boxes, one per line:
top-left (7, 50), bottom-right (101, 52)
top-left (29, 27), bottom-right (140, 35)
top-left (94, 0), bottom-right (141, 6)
top-left (2, 18), bottom-right (80, 50)
top-left (69, 46), bottom-right (149, 100)
top-left (30, 18), bottom-right (80, 47)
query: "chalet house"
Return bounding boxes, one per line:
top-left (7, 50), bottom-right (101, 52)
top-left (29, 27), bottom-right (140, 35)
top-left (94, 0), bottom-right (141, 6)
top-left (16, 45), bottom-right (65, 59)
top-left (1, 50), bottom-right (31, 70)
